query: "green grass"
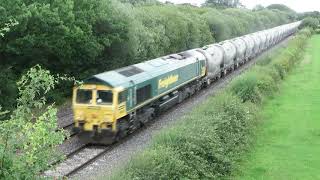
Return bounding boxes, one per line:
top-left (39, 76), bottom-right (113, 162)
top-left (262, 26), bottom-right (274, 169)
top-left (235, 35), bottom-right (320, 180)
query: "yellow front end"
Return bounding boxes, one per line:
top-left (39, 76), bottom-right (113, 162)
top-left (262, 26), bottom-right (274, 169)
top-left (72, 84), bottom-right (127, 134)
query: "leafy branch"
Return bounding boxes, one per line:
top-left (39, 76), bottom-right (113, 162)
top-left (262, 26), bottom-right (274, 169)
top-left (0, 19), bottom-right (19, 37)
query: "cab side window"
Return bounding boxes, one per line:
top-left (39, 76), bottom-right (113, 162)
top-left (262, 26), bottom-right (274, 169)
top-left (118, 91), bottom-right (127, 103)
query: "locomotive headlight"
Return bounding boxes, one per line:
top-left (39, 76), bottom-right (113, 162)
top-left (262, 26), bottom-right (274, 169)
top-left (75, 112), bottom-right (85, 120)
top-left (104, 117), bottom-right (113, 123)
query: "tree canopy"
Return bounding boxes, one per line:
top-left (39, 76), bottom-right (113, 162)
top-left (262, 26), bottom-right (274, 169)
top-left (267, 4), bottom-right (296, 14)
top-left (203, 0), bottom-right (241, 8)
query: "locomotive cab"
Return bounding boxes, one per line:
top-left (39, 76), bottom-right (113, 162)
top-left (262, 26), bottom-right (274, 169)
top-left (72, 84), bottom-right (127, 140)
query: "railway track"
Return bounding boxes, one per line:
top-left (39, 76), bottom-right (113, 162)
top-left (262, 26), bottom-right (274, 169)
top-left (46, 142), bottom-right (119, 177)
top-left (45, 124), bottom-right (146, 178)
top-left (44, 145), bottom-right (106, 177)
top-left (62, 122), bottom-right (78, 137)
top-left (56, 110), bottom-right (78, 138)
top-left (44, 37), bottom-right (294, 179)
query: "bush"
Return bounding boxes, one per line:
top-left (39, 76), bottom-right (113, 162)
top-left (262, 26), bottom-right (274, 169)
top-left (0, 66), bottom-right (67, 179)
top-left (229, 69), bottom-right (278, 104)
top-left (256, 55), bottom-right (273, 66)
top-left (0, 68), bottom-right (17, 117)
top-left (270, 29), bottom-right (310, 79)
top-left (114, 93), bottom-right (256, 179)
top-left (229, 73), bottom-right (263, 104)
top-left (301, 17), bottom-right (320, 29)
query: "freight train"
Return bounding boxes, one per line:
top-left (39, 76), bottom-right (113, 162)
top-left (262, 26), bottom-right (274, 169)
top-left (72, 21), bottom-right (301, 144)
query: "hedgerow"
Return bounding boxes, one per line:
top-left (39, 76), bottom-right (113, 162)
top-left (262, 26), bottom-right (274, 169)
top-left (110, 29), bottom-right (311, 180)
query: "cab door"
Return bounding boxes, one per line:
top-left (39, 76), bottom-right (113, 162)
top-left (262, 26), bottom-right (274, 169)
top-left (116, 90), bottom-right (127, 119)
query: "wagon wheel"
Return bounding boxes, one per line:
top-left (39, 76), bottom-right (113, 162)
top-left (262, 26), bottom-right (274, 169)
top-left (206, 79), bottom-right (211, 86)
top-left (224, 69), bottom-right (227, 76)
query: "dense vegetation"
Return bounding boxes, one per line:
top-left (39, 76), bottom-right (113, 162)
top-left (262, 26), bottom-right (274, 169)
top-left (111, 29), bottom-right (312, 179)
top-left (203, 0), bottom-right (242, 8)
top-left (235, 35), bottom-right (320, 180)
top-left (0, 66), bottom-right (67, 179)
top-left (0, 0), bottom-right (297, 113)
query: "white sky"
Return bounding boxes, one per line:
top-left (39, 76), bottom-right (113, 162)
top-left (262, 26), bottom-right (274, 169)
top-left (158, 0), bottom-right (320, 13)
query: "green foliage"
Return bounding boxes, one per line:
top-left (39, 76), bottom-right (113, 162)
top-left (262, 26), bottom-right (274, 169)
top-left (0, 68), bottom-right (18, 118)
top-left (230, 29), bottom-right (310, 104)
top-left (0, 0), bottom-right (297, 111)
top-left (270, 29), bottom-right (311, 80)
top-left (120, 0), bottom-right (159, 5)
top-left (0, 65), bottom-right (67, 179)
top-left (110, 30), bottom-right (309, 180)
top-left (0, 19), bottom-right (18, 37)
top-left (301, 17), bottom-right (320, 29)
top-left (113, 93), bottom-right (256, 179)
top-left (203, 0), bottom-right (241, 9)
top-left (299, 11), bottom-right (320, 20)
top-left (229, 72), bottom-right (264, 104)
top-left (267, 4), bottom-right (296, 14)
top-left (228, 68), bottom-right (278, 104)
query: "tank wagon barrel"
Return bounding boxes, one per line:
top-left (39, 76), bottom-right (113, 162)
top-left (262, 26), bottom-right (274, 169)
top-left (230, 38), bottom-right (247, 67)
top-left (72, 21), bottom-right (302, 144)
top-left (219, 40), bottom-right (237, 73)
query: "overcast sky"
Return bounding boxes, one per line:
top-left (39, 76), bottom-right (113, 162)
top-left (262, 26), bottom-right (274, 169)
top-left (158, 0), bottom-right (320, 13)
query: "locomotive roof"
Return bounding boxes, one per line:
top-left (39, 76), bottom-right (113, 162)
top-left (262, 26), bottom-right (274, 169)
top-left (84, 50), bottom-right (204, 88)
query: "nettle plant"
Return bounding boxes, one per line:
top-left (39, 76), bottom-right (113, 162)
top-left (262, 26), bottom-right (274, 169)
top-left (0, 65), bottom-right (69, 179)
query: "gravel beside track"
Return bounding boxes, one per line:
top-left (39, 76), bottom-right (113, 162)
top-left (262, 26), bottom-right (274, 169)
top-left (44, 145), bottom-right (108, 177)
top-left (58, 136), bottom-right (86, 157)
top-left (57, 109), bottom-right (73, 129)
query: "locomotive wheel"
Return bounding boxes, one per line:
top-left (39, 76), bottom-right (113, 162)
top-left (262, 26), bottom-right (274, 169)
top-left (116, 119), bottom-right (129, 139)
top-left (206, 79), bottom-right (211, 86)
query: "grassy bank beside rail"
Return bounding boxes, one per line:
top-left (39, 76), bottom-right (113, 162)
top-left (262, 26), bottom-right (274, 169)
top-left (110, 29), bottom-right (312, 179)
top-left (234, 35), bottom-right (320, 179)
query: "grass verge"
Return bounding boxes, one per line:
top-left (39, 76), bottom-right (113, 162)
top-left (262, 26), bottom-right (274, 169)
top-left (110, 29), bottom-right (312, 179)
top-left (234, 34), bottom-right (320, 180)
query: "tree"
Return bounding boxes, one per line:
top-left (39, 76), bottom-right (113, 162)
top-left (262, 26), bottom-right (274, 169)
top-left (253, 4), bottom-right (264, 11)
top-left (0, 65), bottom-right (67, 179)
top-left (120, 0), bottom-right (159, 5)
top-left (0, 19), bottom-right (18, 37)
top-left (0, 19), bottom-right (19, 118)
top-left (301, 17), bottom-right (320, 29)
top-left (0, 0), bottom-right (132, 109)
top-left (267, 4), bottom-right (296, 14)
top-left (299, 11), bottom-right (320, 20)
top-left (203, 0), bottom-right (241, 8)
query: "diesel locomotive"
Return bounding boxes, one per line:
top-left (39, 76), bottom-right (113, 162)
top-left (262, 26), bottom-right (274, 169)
top-left (72, 21), bottom-right (301, 144)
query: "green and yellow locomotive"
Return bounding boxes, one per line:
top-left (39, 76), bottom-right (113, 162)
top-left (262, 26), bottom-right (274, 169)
top-left (73, 50), bottom-right (207, 144)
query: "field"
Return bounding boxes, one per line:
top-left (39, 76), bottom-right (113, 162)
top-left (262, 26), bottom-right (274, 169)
top-left (235, 35), bottom-right (320, 179)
